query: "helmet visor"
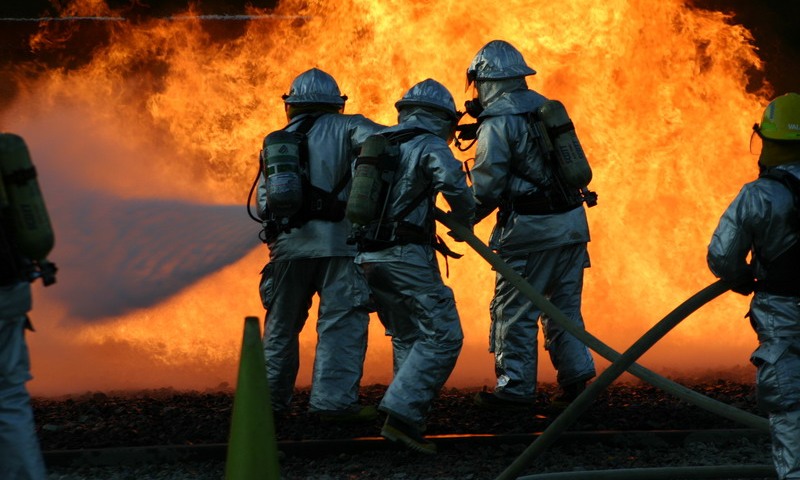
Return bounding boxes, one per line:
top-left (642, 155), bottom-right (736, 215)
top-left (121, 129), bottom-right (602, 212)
top-left (750, 124), bottom-right (763, 156)
top-left (465, 69), bottom-right (477, 91)
top-left (467, 83), bottom-right (478, 102)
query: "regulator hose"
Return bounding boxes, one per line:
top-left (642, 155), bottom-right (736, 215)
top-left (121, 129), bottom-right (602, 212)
top-left (433, 208), bottom-right (767, 431)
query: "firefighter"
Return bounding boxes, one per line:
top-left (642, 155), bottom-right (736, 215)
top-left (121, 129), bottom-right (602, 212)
top-left (353, 79), bottom-right (475, 454)
top-left (256, 68), bottom-right (383, 422)
top-left (1, 132), bottom-right (54, 480)
top-left (464, 40), bottom-right (596, 410)
top-left (707, 92), bottom-right (800, 480)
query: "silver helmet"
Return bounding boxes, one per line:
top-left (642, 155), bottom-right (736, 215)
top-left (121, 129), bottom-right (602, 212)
top-left (394, 78), bottom-right (458, 120)
top-left (466, 40), bottom-right (536, 87)
top-left (282, 68), bottom-right (347, 106)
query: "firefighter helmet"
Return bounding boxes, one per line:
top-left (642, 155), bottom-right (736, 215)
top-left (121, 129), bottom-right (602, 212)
top-left (466, 40), bottom-right (536, 88)
top-left (395, 78), bottom-right (459, 120)
top-left (754, 92), bottom-right (800, 141)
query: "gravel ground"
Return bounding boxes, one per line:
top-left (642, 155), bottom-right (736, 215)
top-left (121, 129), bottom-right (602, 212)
top-left (35, 378), bottom-right (778, 479)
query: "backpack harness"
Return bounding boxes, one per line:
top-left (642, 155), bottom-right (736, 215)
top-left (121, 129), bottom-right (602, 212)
top-left (251, 113), bottom-right (353, 243)
top-left (349, 129), bottom-right (462, 262)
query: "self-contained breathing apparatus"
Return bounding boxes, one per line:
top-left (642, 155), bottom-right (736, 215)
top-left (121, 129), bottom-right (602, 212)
top-left (0, 133), bottom-right (57, 287)
top-left (246, 113), bottom-right (351, 243)
top-left (754, 168), bottom-right (800, 297)
top-left (454, 98), bottom-right (598, 213)
top-left (345, 129), bottom-right (462, 260)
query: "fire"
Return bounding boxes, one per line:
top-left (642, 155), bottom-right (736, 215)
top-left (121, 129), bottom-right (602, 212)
top-left (0, 0), bottom-right (769, 396)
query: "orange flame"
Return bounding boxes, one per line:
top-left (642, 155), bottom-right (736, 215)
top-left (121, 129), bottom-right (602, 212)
top-left (2, 0), bottom-right (769, 396)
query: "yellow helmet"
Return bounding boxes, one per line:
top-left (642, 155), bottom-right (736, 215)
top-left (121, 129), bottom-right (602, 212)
top-left (755, 92), bottom-right (800, 141)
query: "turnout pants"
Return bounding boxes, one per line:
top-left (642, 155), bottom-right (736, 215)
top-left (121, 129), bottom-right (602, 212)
top-left (489, 244), bottom-right (596, 401)
top-left (261, 256), bottom-right (370, 413)
top-left (0, 314), bottom-right (46, 480)
top-left (359, 257), bottom-right (463, 431)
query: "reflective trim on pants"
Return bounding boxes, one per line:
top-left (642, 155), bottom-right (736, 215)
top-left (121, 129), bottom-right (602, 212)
top-left (490, 244), bottom-right (595, 399)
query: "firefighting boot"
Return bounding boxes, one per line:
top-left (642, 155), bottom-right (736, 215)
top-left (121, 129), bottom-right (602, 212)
top-left (317, 405), bottom-right (378, 423)
top-left (548, 381), bottom-right (587, 411)
top-left (381, 414), bottom-right (437, 455)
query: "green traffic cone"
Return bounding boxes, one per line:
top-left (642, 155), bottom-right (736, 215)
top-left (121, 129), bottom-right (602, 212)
top-left (225, 316), bottom-right (281, 479)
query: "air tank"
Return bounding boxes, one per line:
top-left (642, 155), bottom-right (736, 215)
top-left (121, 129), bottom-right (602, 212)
top-left (0, 133), bottom-right (55, 263)
top-left (537, 100), bottom-right (593, 189)
top-left (346, 134), bottom-right (389, 227)
top-left (262, 130), bottom-right (304, 218)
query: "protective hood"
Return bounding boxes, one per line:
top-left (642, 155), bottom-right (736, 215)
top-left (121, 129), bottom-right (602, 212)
top-left (759, 141), bottom-right (800, 167)
top-left (390, 106), bottom-right (454, 141)
top-left (478, 89), bottom-right (548, 118)
top-left (476, 77), bottom-right (528, 109)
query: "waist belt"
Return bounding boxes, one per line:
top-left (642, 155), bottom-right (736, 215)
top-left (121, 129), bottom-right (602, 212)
top-left (755, 241), bottom-right (800, 297)
top-left (755, 282), bottom-right (800, 297)
top-left (0, 227), bottom-right (25, 287)
top-left (510, 192), bottom-right (581, 216)
top-left (355, 221), bottom-right (431, 252)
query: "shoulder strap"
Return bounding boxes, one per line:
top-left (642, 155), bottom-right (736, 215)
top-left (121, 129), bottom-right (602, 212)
top-left (287, 113), bottom-right (350, 198)
top-left (384, 127), bottom-right (430, 145)
top-left (329, 168), bottom-right (352, 198)
top-left (285, 113), bottom-right (323, 175)
top-left (383, 128), bottom-right (432, 222)
top-left (507, 112), bottom-right (546, 186)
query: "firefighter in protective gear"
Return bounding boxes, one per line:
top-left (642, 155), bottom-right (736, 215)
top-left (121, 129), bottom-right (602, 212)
top-left (708, 92), bottom-right (800, 480)
top-left (1, 133), bottom-right (50, 480)
top-left (464, 40), bottom-right (596, 409)
top-left (354, 79), bottom-right (475, 453)
top-left (256, 68), bottom-right (384, 421)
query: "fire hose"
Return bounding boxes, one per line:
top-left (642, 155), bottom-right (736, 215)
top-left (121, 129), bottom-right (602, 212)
top-left (516, 464), bottom-right (775, 480)
top-left (433, 208), bottom-right (771, 479)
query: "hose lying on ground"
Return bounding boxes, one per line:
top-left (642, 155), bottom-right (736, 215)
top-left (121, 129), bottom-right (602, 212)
top-left (433, 208), bottom-right (766, 431)
top-left (434, 209), bottom-right (769, 479)
top-left (516, 464), bottom-right (776, 480)
top-left (494, 279), bottom-right (747, 479)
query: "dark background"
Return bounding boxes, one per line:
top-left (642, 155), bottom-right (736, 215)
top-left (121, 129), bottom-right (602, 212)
top-left (0, 0), bottom-right (798, 96)
top-left (0, 1), bottom-right (278, 18)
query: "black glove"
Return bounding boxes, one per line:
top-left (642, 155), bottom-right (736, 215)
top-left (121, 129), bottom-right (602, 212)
top-left (446, 230), bottom-right (465, 242)
top-left (730, 275), bottom-right (756, 296)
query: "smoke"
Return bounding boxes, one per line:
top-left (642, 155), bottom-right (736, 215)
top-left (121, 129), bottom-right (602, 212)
top-left (44, 188), bottom-right (260, 320)
top-left (2, 96), bottom-right (262, 323)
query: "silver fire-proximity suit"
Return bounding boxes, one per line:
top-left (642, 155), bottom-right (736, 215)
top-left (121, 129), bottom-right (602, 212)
top-left (257, 68), bottom-right (383, 414)
top-left (0, 281), bottom-right (47, 480)
top-left (708, 145), bottom-right (800, 479)
top-left (467, 40), bottom-right (596, 403)
top-left (354, 79), bottom-right (476, 432)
